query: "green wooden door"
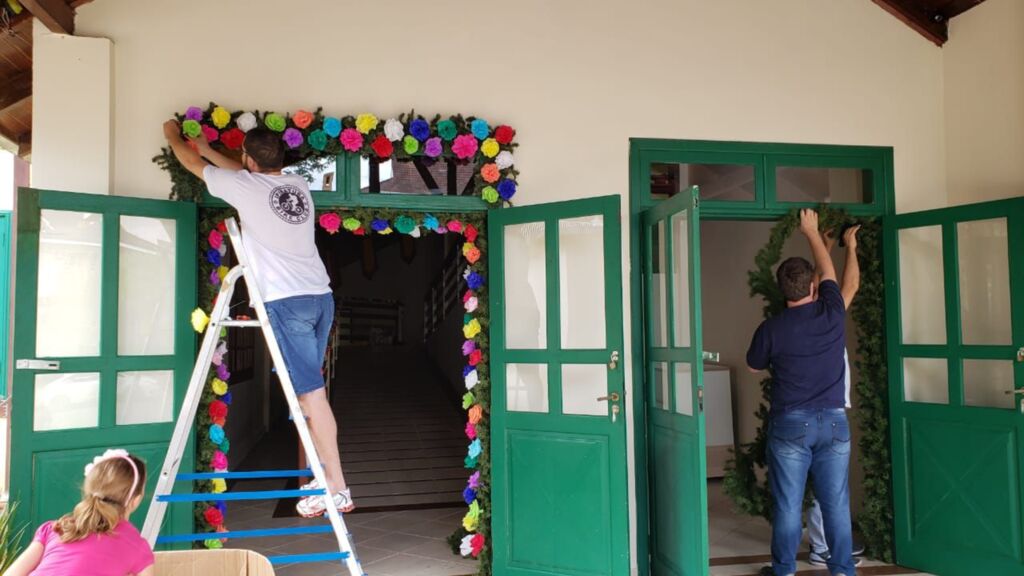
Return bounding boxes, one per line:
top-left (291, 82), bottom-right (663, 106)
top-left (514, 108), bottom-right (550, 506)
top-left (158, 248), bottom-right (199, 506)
top-left (11, 189), bottom-right (196, 540)
top-left (886, 197), bottom-right (1024, 576)
top-left (642, 188), bottom-right (707, 576)
top-left (490, 195), bottom-right (628, 576)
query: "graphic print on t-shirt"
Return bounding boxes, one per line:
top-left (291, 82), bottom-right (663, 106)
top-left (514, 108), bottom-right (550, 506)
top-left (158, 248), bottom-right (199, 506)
top-left (269, 184), bottom-right (310, 224)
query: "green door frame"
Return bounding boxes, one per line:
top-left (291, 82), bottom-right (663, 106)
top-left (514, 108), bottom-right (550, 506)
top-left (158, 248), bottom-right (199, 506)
top-left (0, 211), bottom-right (10, 399)
top-left (628, 138), bottom-right (894, 574)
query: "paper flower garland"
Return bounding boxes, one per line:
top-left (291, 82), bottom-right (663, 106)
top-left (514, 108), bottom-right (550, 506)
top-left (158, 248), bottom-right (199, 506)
top-left (162, 105), bottom-right (519, 205)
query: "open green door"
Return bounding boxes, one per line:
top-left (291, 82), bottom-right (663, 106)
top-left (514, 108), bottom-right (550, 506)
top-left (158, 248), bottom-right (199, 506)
top-left (886, 197), bottom-right (1024, 576)
top-left (642, 187), bottom-right (708, 576)
top-left (490, 195), bottom-right (629, 576)
top-left (10, 189), bottom-right (196, 541)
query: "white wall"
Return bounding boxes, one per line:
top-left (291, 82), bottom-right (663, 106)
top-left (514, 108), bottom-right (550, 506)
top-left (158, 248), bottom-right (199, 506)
top-left (944, 0), bottom-right (1024, 206)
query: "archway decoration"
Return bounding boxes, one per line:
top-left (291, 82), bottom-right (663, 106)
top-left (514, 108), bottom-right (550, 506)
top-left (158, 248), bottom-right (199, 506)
top-left (721, 207), bottom-right (892, 561)
top-left (155, 104), bottom-right (519, 205)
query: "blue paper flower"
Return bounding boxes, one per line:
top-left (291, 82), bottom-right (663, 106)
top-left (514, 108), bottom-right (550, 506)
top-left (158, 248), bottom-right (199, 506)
top-left (468, 439), bottom-right (482, 458)
top-left (215, 501), bottom-right (227, 516)
top-left (463, 366), bottom-right (476, 378)
top-left (466, 272), bottom-right (485, 290)
top-left (463, 487), bottom-right (477, 504)
top-left (371, 218), bottom-right (390, 232)
top-left (221, 391), bottom-right (233, 405)
top-left (471, 119), bottom-right (490, 140)
top-left (323, 117), bottom-right (342, 138)
top-left (423, 214), bottom-right (439, 231)
top-left (498, 179), bottom-right (517, 201)
top-left (410, 118), bottom-right (430, 142)
top-left (209, 424), bottom-right (225, 444)
top-left (206, 248), bottom-right (222, 267)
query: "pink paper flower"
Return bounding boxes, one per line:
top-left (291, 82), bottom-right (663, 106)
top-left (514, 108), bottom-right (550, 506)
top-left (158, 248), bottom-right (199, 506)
top-left (319, 213), bottom-right (342, 234)
top-left (340, 128), bottom-right (364, 152)
top-left (452, 134), bottom-right (479, 159)
top-left (208, 230), bottom-right (223, 250)
top-left (447, 220), bottom-right (464, 233)
top-left (211, 451), bottom-right (228, 471)
top-left (465, 421), bottom-right (477, 440)
top-left (202, 125), bottom-right (220, 143)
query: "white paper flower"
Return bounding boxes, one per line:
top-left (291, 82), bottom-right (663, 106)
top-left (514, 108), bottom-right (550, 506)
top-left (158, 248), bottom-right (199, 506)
top-left (460, 534), bottom-right (474, 556)
top-left (236, 112), bottom-right (258, 133)
top-left (84, 448), bottom-right (130, 477)
top-left (212, 341), bottom-right (228, 367)
top-left (465, 370), bottom-right (479, 390)
top-left (384, 118), bottom-right (405, 142)
top-left (410, 226), bottom-right (422, 238)
top-left (218, 243), bottom-right (228, 257)
top-left (495, 150), bottom-right (514, 170)
top-left (464, 297), bottom-right (478, 313)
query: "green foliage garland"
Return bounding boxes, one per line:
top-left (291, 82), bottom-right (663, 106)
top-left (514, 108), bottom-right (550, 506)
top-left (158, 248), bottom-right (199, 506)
top-left (721, 207), bottom-right (892, 561)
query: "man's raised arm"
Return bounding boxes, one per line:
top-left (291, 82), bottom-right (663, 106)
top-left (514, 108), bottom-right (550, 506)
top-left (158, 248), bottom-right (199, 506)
top-left (799, 209), bottom-right (836, 283)
top-left (840, 225), bottom-right (861, 309)
top-left (163, 120), bottom-right (208, 181)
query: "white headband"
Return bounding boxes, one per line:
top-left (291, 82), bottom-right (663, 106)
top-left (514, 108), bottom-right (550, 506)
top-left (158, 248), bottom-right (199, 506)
top-left (84, 449), bottom-right (140, 507)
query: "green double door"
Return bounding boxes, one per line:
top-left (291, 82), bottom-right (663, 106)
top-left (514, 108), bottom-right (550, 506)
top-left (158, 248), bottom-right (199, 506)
top-left (887, 197), bottom-right (1024, 575)
top-left (10, 189), bottom-right (196, 538)
top-left (490, 195), bottom-right (630, 576)
top-left (641, 188), bottom-right (708, 576)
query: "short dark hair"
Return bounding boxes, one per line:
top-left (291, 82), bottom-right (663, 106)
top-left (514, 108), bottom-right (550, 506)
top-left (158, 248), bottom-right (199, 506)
top-left (242, 128), bottom-right (285, 171)
top-left (777, 257), bottom-right (815, 302)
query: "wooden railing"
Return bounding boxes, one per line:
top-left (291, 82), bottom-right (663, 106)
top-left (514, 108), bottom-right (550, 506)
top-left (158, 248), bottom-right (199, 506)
top-left (333, 297), bottom-right (404, 347)
top-left (423, 246), bottom-right (464, 339)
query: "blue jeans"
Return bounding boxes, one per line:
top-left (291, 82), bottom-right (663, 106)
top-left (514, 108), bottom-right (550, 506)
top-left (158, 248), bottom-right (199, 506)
top-left (264, 293), bottom-right (334, 396)
top-left (767, 409), bottom-right (855, 576)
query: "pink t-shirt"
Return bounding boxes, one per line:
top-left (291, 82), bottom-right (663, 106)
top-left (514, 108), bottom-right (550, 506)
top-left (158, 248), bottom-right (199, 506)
top-left (30, 519), bottom-right (154, 576)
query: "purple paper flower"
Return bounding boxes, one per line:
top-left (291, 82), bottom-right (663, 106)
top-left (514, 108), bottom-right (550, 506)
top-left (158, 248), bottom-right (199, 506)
top-left (209, 269), bottom-right (221, 286)
top-left (424, 137), bottom-right (443, 158)
top-left (410, 118), bottom-right (430, 142)
top-left (283, 128), bottom-right (304, 149)
top-left (185, 106), bottom-right (204, 121)
top-left (468, 471), bottom-right (481, 489)
top-left (216, 364), bottom-right (231, 381)
top-left (498, 179), bottom-right (517, 201)
top-left (463, 487), bottom-right (477, 504)
top-left (466, 272), bottom-right (485, 290)
top-left (371, 218), bottom-right (390, 232)
top-left (206, 248), bottom-right (222, 267)
top-left (462, 340), bottom-right (476, 356)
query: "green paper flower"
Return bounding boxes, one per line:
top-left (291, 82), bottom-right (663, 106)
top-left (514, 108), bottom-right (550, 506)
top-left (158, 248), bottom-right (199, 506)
top-left (462, 392), bottom-right (476, 410)
top-left (395, 215), bottom-right (417, 235)
top-left (464, 455), bottom-right (479, 469)
top-left (308, 129), bottom-right (328, 151)
top-left (265, 113), bottom-right (286, 132)
top-left (438, 119), bottom-right (458, 141)
top-left (343, 217), bottom-right (361, 231)
top-left (403, 135), bottom-right (420, 155)
top-left (182, 120), bottom-right (202, 138)
top-left (481, 186), bottom-right (499, 203)
top-left (204, 539), bottom-right (223, 549)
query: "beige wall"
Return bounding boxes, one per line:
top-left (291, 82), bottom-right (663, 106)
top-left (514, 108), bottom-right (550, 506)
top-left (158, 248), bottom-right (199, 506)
top-left (945, 0), bottom-right (1024, 205)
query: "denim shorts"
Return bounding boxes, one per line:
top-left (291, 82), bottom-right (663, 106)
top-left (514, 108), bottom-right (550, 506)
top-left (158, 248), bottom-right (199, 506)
top-left (264, 293), bottom-right (334, 396)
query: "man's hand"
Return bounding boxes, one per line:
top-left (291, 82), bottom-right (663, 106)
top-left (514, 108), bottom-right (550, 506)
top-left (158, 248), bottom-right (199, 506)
top-left (163, 119), bottom-right (182, 142)
top-left (822, 229), bottom-right (837, 252)
top-left (799, 209), bottom-right (819, 237)
top-left (190, 132), bottom-right (213, 155)
top-left (843, 225), bottom-right (861, 250)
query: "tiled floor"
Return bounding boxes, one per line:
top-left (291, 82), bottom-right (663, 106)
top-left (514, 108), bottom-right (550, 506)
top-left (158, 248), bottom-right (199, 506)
top-left (225, 501), bottom-right (478, 576)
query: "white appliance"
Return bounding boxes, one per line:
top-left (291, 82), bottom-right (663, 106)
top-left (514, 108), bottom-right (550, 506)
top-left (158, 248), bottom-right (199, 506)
top-left (703, 363), bottom-right (735, 478)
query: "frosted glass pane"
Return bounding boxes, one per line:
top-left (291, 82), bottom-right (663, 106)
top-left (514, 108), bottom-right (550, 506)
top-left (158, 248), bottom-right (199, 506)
top-left (958, 219), bottom-right (1011, 345)
top-left (899, 226), bottom-right (945, 344)
top-left (117, 370), bottom-right (174, 425)
top-left (671, 212), bottom-right (691, 347)
top-left (34, 373), bottom-right (100, 431)
top-left (651, 221), bottom-right (667, 347)
top-left (674, 363), bottom-right (693, 415)
top-left (504, 223), bottom-right (546, 349)
top-left (559, 215), bottom-right (605, 349)
top-left (964, 360), bottom-right (1015, 410)
top-left (507, 363), bottom-right (548, 413)
top-left (904, 358), bottom-right (948, 404)
top-left (119, 216), bottom-right (177, 355)
top-left (37, 210), bottom-right (103, 357)
top-left (562, 364), bottom-right (608, 416)
top-left (653, 362), bottom-right (669, 411)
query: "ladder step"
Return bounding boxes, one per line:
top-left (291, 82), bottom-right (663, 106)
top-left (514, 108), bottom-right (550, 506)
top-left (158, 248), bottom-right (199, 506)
top-left (156, 489), bottom-right (324, 503)
top-left (219, 319), bottom-right (262, 327)
top-left (155, 524), bottom-right (335, 544)
top-left (268, 552), bottom-right (351, 565)
top-left (177, 469), bottom-right (312, 481)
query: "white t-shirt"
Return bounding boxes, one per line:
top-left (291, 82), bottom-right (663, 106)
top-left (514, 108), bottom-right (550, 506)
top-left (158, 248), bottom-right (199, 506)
top-left (843, 349), bottom-right (852, 409)
top-left (204, 166), bottom-right (331, 303)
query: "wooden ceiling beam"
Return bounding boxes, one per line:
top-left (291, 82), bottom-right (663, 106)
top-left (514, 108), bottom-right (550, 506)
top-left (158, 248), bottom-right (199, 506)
top-left (18, 131), bottom-right (31, 158)
top-left (872, 0), bottom-right (948, 46)
top-left (19, 0), bottom-right (75, 35)
top-left (0, 70), bottom-right (32, 112)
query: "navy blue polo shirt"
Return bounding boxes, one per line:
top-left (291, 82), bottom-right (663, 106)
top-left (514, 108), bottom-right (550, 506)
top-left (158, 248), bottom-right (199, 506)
top-left (746, 279), bottom-right (846, 412)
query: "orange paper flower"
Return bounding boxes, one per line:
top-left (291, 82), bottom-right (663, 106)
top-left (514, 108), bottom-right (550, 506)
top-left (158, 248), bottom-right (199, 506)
top-left (480, 163), bottom-right (500, 183)
top-left (468, 405), bottom-right (483, 424)
top-left (292, 110), bottom-right (314, 129)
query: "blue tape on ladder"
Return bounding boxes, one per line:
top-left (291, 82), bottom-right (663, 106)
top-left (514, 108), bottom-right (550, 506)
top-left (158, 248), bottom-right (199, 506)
top-left (156, 489), bottom-right (324, 503)
top-left (175, 469), bottom-right (313, 481)
top-left (155, 524), bottom-right (334, 544)
top-left (268, 551), bottom-right (350, 565)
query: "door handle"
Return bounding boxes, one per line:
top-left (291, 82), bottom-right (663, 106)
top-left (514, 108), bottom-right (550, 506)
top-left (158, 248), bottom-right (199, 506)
top-left (16, 359), bottom-right (60, 370)
top-left (608, 351), bottom-right (620, 370)
top-left (597, 392), bottom-right (620, 403)
top-left (1004, 389), bottom-right (1024, 395)
top-left (702, 351), bottom-right (720, 363)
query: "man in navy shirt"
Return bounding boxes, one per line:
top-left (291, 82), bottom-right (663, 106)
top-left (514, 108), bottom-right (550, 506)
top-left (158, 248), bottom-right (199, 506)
top-left (748, 209), bottom-right (860, 576)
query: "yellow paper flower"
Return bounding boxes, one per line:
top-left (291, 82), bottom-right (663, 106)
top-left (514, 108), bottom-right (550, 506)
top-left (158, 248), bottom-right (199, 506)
top-left (211, 478), bottom-right (227, 493)
top-left (355, 113), bottom-right (379, 135)
top-left (217, 265), bottom-right (229, 281)
top-left (462, 512), bottom-right (479, 531)
top-left (211, 106), bottom-right (231, 129)
top-left (481, 138), bottom-right (500, 158)
top-left (211, 378), bottom-right (228, 395)
top-left (191, 308), bottom-right (210, 333)
top-left (462, 242), bottom-right (476, 256)
top-left (463, 319), bottom-right (481, 339)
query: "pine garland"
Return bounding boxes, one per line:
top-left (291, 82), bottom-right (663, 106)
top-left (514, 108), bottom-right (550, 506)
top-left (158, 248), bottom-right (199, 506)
top-left (722, 207), bottom-right (892, 561)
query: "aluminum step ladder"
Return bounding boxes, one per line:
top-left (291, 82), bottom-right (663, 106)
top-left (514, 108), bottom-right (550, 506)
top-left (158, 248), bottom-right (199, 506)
top-left (141, 217), bottom-right (364, 575)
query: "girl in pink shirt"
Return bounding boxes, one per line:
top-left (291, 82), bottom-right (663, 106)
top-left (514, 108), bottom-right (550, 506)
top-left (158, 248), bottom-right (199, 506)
top-left (7, 449), bottom-right (155, 576)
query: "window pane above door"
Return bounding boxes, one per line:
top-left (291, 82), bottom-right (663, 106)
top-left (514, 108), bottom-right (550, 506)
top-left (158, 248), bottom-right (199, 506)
top-left (775, 166), bottom-right (872, 204)
top-left (37, 210), bottom-right (103, 357)
top-left (119, 216), bottom-right (177, 356)
top-left (503, 222), bottom-right (546, 349)
top-left (958, 218), bottom-right (1011, 345)
top-left (559, 215), bottom-right (606, 349)
top-left (650, 163), bottom-right (755, 202)
top-left (899, 226), bottom-right (946, 344)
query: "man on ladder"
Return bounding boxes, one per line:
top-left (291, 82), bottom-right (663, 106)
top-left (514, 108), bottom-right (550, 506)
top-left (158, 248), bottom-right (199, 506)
top-left (162, 119), bottom-right (354, 517)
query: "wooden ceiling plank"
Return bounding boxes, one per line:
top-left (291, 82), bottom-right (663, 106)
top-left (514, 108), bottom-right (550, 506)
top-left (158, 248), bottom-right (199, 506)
top-left (872, 0), bottom-right (948, 46)
top-left (20, 0), bottom-right (75, 35)
top-left (0, 71), bottom-right (31, 111)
